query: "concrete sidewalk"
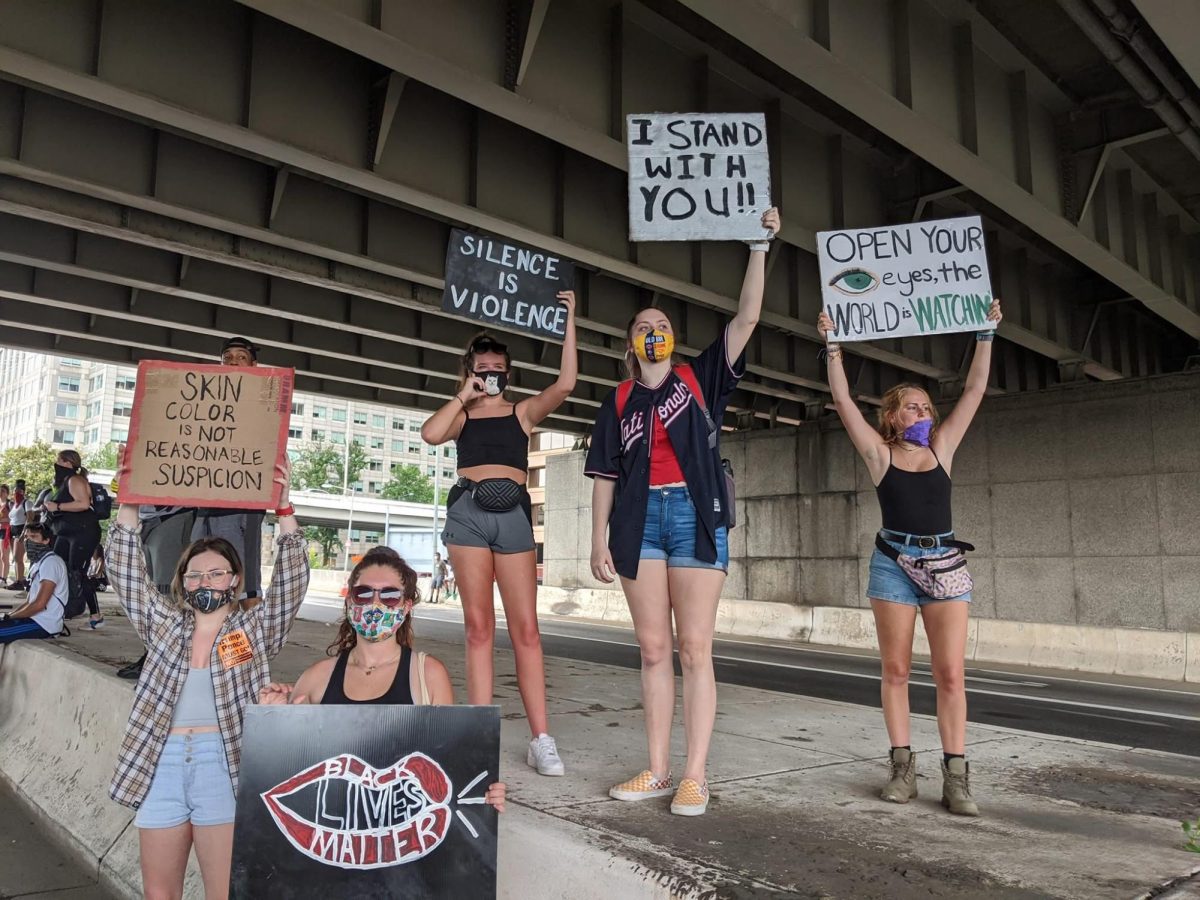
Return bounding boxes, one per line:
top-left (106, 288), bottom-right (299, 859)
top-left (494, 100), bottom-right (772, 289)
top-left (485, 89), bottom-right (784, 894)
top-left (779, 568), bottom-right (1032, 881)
top-left (1, 592), bottom-right (1198, 899)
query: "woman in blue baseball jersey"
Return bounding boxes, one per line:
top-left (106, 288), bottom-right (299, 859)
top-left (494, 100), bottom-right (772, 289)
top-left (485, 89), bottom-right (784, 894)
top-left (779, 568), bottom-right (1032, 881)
top-left (586, 208), bottom-right (779, 816)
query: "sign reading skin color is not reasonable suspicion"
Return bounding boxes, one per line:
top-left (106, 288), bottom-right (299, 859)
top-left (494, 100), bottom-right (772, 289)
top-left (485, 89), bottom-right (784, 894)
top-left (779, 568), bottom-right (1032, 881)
top-left (627, 112), bottom-right (773, 242)
top-left (231, 704), bottom-right (501, 900)
top-left (817, 215), bottom-right (997, 342)
top-left (117, 360), bottom-right (293, 510)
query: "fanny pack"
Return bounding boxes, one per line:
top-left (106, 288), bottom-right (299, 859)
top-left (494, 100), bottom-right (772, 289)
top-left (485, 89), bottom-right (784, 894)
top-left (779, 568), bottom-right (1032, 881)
top-left (462, 477), bottom-right (524, 513)
top-left (874, 533), bottom-right (975, 600)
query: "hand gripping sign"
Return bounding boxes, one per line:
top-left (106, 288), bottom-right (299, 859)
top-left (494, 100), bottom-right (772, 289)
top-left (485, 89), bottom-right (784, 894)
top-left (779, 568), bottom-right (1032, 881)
top-left (817, 215), bottom-right (996, 342)
top-left (231, 705), bottom-right (501, 899)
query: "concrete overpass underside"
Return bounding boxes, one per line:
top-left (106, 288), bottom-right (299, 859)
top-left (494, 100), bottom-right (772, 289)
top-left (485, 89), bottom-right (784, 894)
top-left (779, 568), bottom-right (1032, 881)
top-left (0, 0), bottom-right (1197, 434)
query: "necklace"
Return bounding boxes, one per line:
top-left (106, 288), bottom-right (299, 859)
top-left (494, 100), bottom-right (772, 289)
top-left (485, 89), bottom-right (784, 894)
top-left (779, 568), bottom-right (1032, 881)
top-left (351, 649), bottom-right (403, 675)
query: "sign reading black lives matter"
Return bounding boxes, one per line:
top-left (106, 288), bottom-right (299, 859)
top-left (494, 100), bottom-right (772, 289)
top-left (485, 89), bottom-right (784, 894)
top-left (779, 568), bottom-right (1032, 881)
top-left (627, 112), bottom-right (772, 242)
top-left (230, 705), bottom-right (501, 900)
top-left (817, 215), bottom-right (996, 342)
top-left (442, 228), bottom-right (574, 339)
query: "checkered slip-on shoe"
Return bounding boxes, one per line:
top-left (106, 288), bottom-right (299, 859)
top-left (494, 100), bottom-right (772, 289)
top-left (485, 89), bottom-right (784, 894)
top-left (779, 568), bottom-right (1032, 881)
top-left (670, 778), bottom-right (710, 816)
top-left (609, 770), bottom-right (674, 802)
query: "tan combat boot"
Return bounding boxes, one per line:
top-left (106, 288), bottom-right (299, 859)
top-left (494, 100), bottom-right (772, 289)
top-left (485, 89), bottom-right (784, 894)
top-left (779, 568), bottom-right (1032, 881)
top-left (880, 747), bottom-right (918, 803)
top-left (940, 757), bottom-right (980, 816)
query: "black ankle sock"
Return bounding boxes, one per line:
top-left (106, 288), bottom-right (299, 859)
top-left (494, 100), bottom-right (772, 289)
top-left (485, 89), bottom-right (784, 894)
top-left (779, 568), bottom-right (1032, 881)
top-left (943, 752), bottom-right (965, 765)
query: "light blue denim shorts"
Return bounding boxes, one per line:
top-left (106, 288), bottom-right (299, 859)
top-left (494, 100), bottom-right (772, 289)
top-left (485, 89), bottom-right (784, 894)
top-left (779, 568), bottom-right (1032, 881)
top-left (867, 532), bottom-right (973, 607)
top-left (639, 487), bottom-right (728, 571)
top-left (134, 732), bottom-right (236, 828)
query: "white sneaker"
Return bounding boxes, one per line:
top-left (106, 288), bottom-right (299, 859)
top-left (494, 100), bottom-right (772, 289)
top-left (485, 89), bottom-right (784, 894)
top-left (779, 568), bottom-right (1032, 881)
top-left (527, 733), bottom-right (565, 776)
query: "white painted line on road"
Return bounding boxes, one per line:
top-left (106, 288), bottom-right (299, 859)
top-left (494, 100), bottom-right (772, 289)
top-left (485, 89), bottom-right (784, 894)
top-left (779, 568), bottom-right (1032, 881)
top-left (1054, 709), bottom-right (1170, 728)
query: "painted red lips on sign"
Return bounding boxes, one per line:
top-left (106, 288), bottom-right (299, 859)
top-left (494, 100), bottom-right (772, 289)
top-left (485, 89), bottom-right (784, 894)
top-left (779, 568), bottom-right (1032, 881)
top-left (262, 752), bottom-right (482, 870)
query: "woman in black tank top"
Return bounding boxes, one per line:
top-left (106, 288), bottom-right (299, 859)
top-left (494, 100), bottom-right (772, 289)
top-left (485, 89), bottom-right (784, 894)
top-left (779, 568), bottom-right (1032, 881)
top-left (256, 547), bottom-right (507, 811)
top-left (818, 299), bottom-right (1002, 818)
top-left (419, 295), bottom-right (578, 777)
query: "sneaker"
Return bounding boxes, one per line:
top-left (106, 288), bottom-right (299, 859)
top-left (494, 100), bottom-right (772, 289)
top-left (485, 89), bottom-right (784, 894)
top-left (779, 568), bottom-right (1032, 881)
top-left (527, 733), bottom-right (565, 776)
top-left (609, 770), bottom-right (674, 802)
top-left (941, 757), bottom-right (979, 817)
top-left (881, 748), bottom-right (918, 803)
top-left (670, 778), bottom-right (709, 816)
top-left (117, 654), bottom-right (146, 680)
top-left (88, 617), bottom-right (105, 630)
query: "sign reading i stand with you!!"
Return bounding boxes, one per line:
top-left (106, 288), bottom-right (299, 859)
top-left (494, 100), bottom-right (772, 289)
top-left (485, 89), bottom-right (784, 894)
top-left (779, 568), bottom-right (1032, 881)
top-left (817, 215), bottom-right (996, 342)
top-left (442, 228), bottom-right (575, 339)
top-left (117, 360), bottom-right (293, 510)
top-left (627, 112), bottom-right (772, 242)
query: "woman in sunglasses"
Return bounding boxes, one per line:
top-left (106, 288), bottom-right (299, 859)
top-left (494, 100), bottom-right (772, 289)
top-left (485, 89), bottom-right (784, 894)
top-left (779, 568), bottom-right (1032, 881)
top-left (421, 291), bottom-right (576, 776)
top-left (106, 461), bottom-right (307, 900)
top-left (257, 547), bottom-right (506, 809)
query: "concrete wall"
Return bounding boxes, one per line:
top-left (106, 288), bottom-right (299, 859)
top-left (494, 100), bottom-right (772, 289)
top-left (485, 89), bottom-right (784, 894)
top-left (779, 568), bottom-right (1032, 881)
top-left (545, 371), bottom-right (1200, 645)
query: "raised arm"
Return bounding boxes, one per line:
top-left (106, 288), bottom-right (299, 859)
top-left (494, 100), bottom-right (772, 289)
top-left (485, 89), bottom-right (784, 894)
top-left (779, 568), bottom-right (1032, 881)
top-left (727, 207), bottom-right (781, 361)
top-left (518, 291), bottom-right (578, 429)
top-left (931, 299), bottom-right (1002, 465)
top-left (257, 461), bottom-right (309, 657)
top-left (421, 380), bottom-right (482, 446)
top-left (107, 504), bottom-right (165, 643)
top-left (817, 311), bottom-right (889, 482)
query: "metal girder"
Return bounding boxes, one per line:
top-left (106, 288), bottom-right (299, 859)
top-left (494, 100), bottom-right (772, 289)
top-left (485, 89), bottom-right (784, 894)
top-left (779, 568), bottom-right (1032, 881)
top-left (670, 0), bottom-right (1200, 340)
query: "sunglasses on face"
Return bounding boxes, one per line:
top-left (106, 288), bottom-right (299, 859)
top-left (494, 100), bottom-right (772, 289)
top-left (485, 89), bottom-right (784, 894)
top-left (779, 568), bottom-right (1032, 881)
top-left (350, 585), bottom-right (408, 607)
top-left (469, 338), bottom-right (508, 355)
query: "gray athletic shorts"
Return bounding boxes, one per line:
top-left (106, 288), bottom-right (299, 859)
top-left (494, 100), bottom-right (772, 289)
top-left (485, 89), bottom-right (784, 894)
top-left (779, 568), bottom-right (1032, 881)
top-left (442, 485), bottom-right (535, 555)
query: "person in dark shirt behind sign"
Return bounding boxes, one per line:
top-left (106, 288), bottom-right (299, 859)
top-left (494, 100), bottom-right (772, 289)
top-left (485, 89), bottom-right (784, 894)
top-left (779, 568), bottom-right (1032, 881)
top-left (585, 207), bottom-right (780, 817)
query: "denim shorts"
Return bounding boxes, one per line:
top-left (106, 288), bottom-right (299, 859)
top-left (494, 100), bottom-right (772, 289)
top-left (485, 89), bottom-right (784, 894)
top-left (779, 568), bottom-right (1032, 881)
top-left (135, 732), bottom-right (236, 828)
top-left (867, 532), bottom-right (973, 607)
top-left (640, 487), bottom-right (728, 571)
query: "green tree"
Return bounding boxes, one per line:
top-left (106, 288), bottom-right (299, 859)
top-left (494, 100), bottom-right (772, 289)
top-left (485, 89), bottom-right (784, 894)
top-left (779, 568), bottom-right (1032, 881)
top-left (84, 441), bottom-right (120, 471)
top-left (292, 439), bottom-right (368, 493)
top-left (303, 525), bottom-right (343, 567)
top-left (0, 441), bottom-right (56, 495)
top-left (381, 464), bottom-right (435, 503)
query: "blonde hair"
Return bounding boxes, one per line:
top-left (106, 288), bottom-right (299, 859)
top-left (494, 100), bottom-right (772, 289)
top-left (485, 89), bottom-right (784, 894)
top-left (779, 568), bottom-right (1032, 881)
top-left (877, 384), bottom-right (940, 445)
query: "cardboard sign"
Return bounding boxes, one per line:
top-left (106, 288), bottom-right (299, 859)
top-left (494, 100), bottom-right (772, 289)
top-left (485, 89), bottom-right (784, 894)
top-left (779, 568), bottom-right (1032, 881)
top-left (817, 215), bottom-right (996, 342)
top-left (118, 361), bottom-right (293, 510)
top-left (627, 112), bottom-right (772, 242)
top-left (442, 229), bottom-right (574, 338)
top-left (231, 705), bottom-right (500, 899)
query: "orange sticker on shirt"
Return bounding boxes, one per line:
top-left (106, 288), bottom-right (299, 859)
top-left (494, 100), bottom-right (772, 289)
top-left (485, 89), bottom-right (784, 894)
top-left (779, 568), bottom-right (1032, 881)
top-left (217, 629), bottom-right (254, 670)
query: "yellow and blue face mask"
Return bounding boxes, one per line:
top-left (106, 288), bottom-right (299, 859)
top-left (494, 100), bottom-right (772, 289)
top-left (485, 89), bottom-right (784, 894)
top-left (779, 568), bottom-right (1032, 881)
top-left (633, 329), bottom-right (675, 364)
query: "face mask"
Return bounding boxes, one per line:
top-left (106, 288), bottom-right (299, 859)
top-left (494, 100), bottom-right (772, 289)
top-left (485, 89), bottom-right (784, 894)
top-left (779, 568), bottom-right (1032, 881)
top-left (184, 587), bottom-right (238, 614)
top-left (53, 464), bottom-right (75, 485)
top-left (25, 542), bottom-right (49, 565)
top-left (348, 602), bottom-right (407, 643)
top-left (632, 329), bottom-right (675, 364)
top-left (903, 419), bottom-right (933, 447)
top-left (474, 371), bottom-right (508, 396)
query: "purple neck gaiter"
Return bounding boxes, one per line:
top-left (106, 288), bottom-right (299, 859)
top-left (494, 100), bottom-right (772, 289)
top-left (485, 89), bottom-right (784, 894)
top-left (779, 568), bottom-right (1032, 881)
top-left (903, 419), bottom-right (933, 447)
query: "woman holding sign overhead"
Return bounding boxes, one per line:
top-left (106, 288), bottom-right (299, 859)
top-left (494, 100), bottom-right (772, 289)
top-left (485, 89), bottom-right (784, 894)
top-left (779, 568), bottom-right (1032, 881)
top-left (586, 207), bottom-right (780, 817)
top-left (421, 291), bottom-right (576, 777)
top-left (817, 298), bottom-right (1001, 818)
top-left (106, 458), bottom-right (308, 900)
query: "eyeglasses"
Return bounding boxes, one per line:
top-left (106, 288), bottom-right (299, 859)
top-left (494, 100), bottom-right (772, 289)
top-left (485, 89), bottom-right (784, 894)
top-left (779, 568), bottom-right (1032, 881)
top-left (469, 337), bottom-right (507, 355)
top-left (350, 585), bottom-right (408, 608)
top-left (182, 568), bottom-right (235, 586)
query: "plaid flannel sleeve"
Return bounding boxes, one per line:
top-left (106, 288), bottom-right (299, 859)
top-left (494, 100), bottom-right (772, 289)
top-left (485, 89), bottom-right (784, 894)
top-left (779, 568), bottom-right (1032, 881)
top-left (106, 523), bottom-right (165, 643)
top-left (256, 530), bottom-right (310, 658)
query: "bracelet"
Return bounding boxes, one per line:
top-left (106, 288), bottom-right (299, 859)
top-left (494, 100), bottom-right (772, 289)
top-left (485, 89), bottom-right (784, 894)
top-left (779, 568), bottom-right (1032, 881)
top-left (274, 505), bottom-right (296, 518)
top-left (747, 241), bottom-right (771, 253)
top-left (975, 331), bottom-right (995, 342)
top-left (454, 395), bottom-right (467, 407)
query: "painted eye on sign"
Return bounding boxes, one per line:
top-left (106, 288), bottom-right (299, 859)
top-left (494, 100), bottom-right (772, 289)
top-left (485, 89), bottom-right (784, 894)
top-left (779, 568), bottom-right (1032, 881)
top-left (262, 752), bottom-right (490, 870)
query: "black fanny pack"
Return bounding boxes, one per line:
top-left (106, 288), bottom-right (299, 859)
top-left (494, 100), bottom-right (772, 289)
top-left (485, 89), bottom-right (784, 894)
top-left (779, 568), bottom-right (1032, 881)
top-left (462, 477), bottom-right (524, 512)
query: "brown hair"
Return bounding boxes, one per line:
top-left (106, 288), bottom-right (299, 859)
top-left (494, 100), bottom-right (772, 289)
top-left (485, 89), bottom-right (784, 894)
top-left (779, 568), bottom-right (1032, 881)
top-left (458, 332), bottom-right (513, 399)
top-left (326, 546), bottom-right (421, 655)
top-left (169, 537), bottom-right (246, 611)
top-left (623, 307), bottom-right (682, 381)
top-left (877, 383), bottom-right (940, 445)
top-left (57, 449), bottom-right (89, 477)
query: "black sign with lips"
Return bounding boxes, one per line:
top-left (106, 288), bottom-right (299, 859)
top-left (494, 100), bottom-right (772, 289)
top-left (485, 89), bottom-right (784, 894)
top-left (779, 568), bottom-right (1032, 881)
top-left (230, 705), bottom-right (501, 899)
top-left (442, 228), bottom-right (575, 339)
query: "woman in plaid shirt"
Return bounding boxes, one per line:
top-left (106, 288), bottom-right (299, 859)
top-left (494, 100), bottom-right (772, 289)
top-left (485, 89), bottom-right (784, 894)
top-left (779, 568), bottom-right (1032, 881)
top-left (107, 462), bottom-right (308, 900)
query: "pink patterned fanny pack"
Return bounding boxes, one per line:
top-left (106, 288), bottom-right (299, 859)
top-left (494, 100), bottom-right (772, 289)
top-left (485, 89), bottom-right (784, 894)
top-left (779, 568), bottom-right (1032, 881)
top-left (875, 534), bottom-right (976, 600)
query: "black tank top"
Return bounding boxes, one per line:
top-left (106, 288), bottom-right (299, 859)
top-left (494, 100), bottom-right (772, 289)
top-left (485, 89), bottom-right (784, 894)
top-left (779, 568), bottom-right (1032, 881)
top-left (455, 404), bottom-right (529, 472)
top-left (50, 476), bottom-right (98, 531)
top-left (321, 647), bottom-right (414, 705)
top-left (875, 447), bottom-right (953, 536)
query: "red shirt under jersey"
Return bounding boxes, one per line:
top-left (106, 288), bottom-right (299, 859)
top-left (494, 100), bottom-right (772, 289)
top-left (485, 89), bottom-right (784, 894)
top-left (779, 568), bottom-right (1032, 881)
top-left (649, 409), bottom-right (686, 485)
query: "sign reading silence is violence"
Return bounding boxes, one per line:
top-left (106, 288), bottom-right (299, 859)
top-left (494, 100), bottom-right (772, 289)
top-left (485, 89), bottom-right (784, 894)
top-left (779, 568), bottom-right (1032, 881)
top-left (817, 215), bottom-right (996, 342)
top-left (117, 360), bottom-right (294, 509)
top-left (442, 228), bottom-right (575, 339)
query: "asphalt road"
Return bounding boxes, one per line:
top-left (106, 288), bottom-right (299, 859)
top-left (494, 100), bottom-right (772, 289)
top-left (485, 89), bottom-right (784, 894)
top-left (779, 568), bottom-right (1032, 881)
top-left (301, 595), bottom-right (1200, 757)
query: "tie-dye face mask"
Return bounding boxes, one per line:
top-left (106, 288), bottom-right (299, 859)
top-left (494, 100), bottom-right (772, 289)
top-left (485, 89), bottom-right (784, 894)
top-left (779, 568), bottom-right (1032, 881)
top-left (347, 602), bottom-right (407, 643)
